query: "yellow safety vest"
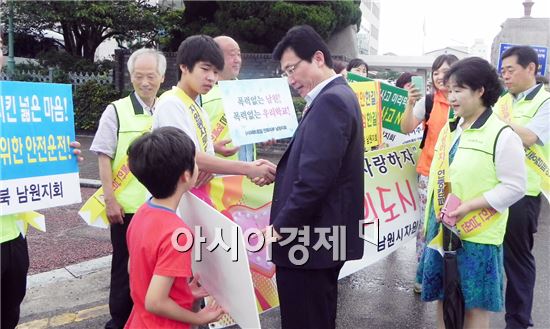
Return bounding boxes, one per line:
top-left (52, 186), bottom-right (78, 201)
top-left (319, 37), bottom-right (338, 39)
top-left (79, 93), bottom-right (152, 226)
top-left (0, 211), bottom-right (45, 242)
top-left (426, 110), bottom-right (510, 245)
top-left (0, 214), bottom-right (21, 243)
top-left (494, 84), bottom-right (550, 196)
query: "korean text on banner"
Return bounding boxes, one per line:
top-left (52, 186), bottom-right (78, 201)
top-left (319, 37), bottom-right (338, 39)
top-left (0, 81), bottom-right (81, 215)
top-left (349, 80), bottom-right (383, 148)
top-left (218, 78), bottom-right (298, 146)
top-left (347, 72), bottom-right (423, 147)
top-left (340, 142), bottom-right (422, 277)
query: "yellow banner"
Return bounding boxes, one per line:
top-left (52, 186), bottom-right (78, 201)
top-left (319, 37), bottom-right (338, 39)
top-left (14, 211), bottom-right (46, 237)
top-left (427, 122), bottom-right (451, 225)
top-left (349, 81), bottom-right (383, 148)
top-left (78, 160), bottom-right (133, 228)
top-left (525, 146), bottom-right (550, 199)
top-left (170, 87), bottom-right (210, 153)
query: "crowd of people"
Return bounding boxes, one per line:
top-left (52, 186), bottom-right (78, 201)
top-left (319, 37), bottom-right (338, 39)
top-left (1, 25), bottom-right (549, 329)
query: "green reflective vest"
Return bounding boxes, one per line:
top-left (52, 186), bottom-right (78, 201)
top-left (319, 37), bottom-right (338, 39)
top-left (449, 112), bottom-right (512, 244)
top-left (0, 214), bottom-right (21, 243)
top-left (427, 111), bottom-right (510, 245)
top-left (494, 84), bottom-right (550, 196)
top-left (111, 93), bottom-right (152, 213)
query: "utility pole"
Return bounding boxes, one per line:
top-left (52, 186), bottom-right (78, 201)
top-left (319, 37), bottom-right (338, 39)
top-left (7, 0), bottom-right (15, 74)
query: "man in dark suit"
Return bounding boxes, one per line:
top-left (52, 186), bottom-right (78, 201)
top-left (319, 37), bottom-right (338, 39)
top-left (267, 25), bottom-right (365, 329)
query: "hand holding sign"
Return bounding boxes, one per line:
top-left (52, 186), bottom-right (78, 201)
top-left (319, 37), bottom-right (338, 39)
top-left (214, 139), bottom-right (240, 157)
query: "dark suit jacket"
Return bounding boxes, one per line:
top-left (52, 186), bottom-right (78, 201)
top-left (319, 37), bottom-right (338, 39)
top-left (270, 76), bottom-right (365, 269)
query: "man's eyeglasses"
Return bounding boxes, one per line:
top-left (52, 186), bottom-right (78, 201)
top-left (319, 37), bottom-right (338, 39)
top-left (281, 59), bottom-right (303, 78)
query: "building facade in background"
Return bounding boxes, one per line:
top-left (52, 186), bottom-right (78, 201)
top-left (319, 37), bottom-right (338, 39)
top-left (491, 0), bottom-right (549, 77)
top-left (358, 0), bottom-right (380, 55)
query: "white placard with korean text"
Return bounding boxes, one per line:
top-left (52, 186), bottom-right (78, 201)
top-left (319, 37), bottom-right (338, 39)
top-left (218, 78), bottom-right (298, 146)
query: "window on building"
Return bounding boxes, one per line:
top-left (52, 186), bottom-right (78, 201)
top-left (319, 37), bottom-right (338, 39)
top-left (365, 0), bottom-right (372, 10)
top-left (372, 3), bottom-right (380, 18)
top-left (371, 26), bottom-right (379, 40)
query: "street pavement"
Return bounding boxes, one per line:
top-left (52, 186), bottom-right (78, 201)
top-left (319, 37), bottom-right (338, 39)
top-left (16, 135), bottom-right (550, 328)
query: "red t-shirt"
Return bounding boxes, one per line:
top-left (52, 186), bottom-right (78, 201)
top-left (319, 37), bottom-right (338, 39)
top-left (125, 200), bottom-right (194, 329)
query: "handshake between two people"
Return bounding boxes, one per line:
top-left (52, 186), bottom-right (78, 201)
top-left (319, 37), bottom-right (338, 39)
top-left (247, 159), bottom-right (277, 187)
top-left (191, 139), bottom-right (278, 187)
top-left (194, 158), bottom-right (277, 188)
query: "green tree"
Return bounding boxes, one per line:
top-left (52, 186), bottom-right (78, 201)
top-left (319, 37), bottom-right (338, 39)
top-left (160, 0), bottom-right (361, 52)
top-left (7, 0), bottom-right (160, 60)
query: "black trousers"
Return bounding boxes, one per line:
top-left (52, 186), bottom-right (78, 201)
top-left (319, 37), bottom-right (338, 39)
top-left (1, 234), bottom-right (30, 329)
top-left (275, 263), bottom-right (344, 329)
top-left (504, 194), bottom-right (541, 329)
top-left (105, 214), bottom-right (134, 329)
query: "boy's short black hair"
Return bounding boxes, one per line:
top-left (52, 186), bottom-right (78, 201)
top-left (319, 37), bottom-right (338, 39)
top-left (272, 25), bottom-right (333, 68)
top-left (444, 57), bottom-right (503, 108)
top-left (128, 127), bottom-right (196, 199)
top-left (501, 45), bottom-right (539, 73)
top-left (176, 35), bottom-right (224, 77)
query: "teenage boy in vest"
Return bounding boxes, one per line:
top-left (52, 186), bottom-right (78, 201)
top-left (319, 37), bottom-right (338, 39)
top-left (125, 126), bottom-right (225, 329)
top-left (153, 35), bottom-right (276, 185)
top-left (495, 45), bottom-right (550, 329)
top-left (0, 34), bottom-right (83, 329)
top-left (90, 48), bottom-right (166, 329)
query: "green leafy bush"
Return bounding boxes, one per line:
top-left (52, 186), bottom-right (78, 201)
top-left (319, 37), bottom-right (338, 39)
top-left (292, 97), bottom-right (306, 120)
top-left (37, 50), bottom-right (114, 73)
top-left (73, 81), bottom-right (121, 132)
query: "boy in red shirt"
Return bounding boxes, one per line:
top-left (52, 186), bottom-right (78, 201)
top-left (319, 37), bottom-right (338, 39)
top-left (125, 126), bottom-right (224, 328)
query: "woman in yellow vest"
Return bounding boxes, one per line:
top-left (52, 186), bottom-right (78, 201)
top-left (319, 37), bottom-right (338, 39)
top-left (401, 54), bottom-right (459, 293)
top-left (420, 57), bottom-right (526, 329)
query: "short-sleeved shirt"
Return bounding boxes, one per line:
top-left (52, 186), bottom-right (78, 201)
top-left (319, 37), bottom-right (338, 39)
top-left (412, 96), bottom-right (427, 121)
top-left (90, 92), bottom-right (154, 158)
top-left (153, 89), bottom-right (215, 155)
top-left (125, 200), bottom-right (194, 329)
top-left (511, 83), bottom-right (550, 146)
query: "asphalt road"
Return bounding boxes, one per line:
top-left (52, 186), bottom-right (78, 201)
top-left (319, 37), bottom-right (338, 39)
top-left (17, 135), bottom-right (550, 329)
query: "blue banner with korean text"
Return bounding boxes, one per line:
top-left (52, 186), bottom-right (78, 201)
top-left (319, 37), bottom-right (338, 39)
top-left (0, 81), bottom-right (81, 215)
